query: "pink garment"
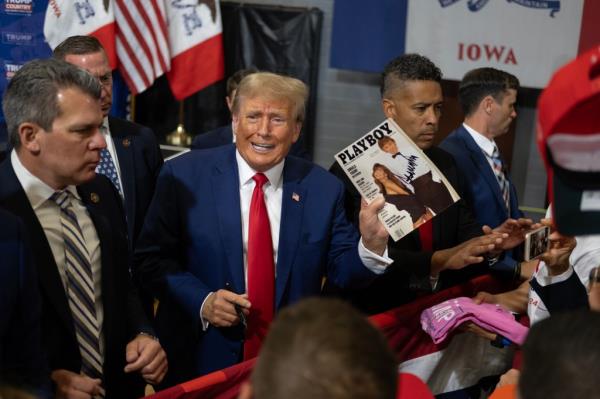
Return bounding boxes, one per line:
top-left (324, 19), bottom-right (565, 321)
top-left (420, 297), bottom-right (528, 345)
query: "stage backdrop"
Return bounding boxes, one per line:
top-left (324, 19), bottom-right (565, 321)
top-left (331, 0), bottom-right (599, 89)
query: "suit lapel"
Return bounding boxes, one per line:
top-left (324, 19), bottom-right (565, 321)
top-left (212, 148), bottom-right (245, 293)
top-left (109, 117), bottom-right (136, 240)
top-left (458, 128), bottom-right (507, 214)
top-left (275, 159), bottom-right (306, 309)
top-left (0, 160), bottom-right (74, 333)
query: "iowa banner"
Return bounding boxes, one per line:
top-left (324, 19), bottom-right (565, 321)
top-left (331, 0), bottom-right (598, 88)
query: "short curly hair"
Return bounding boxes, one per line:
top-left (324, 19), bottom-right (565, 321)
top-left (380, 54), bottom-right (442, 98)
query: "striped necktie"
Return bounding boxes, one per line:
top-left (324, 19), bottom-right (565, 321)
top-left (51, 190), bottom-right (104, 384)
top-left (488, 145), bottom-right (510, 213)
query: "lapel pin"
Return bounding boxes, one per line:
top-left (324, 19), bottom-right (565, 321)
top-left (292, 192), bottom-right (300, 202)
top-left (122, 138), bottom-right (131, 148)
top-left (90, 193), bottom-right (100, 203)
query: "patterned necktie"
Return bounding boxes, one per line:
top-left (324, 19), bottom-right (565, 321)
top-left (50, 190), bottom-right (104, 383)
top-left (97, 147), bottom-right (123, 197)
top-left (244, 173), bottom-right (275, 360)
top-left (488, 145), bottom-right (510, 213)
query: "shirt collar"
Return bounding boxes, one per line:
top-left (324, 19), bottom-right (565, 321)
top-left (235, 150), bottom-right (285, 189)
top-left (463, 123), bottom-right (497, 157)
top-left (102, 116), bottom-right (110, 136)
top-left (11, 150), bottom-right (81, 210)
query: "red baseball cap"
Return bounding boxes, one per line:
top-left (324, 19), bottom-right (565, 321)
top-left (396, 373), bottom-right (434, 399)
top-left (537, 45), bottom-right (600, 235)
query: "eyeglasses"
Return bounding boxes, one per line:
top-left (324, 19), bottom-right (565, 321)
top-left (97, 72), bottom-right (112, 87)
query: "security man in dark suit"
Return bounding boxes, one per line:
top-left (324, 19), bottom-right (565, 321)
top-left (0, 58), bottom-right (167, 398)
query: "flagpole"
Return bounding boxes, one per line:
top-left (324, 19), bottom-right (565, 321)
top-left (166, 100), bottom-right (192, 147)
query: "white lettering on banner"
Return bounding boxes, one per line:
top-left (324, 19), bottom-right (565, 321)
top-left (406, 0), bottom-right (584, 88)
top-left (4, 0), bottom-right (33, 14)
top-left (2, 32), bottom-right (34, 45)
top-left (458, 43), bottom-right (517, 65)
top-left (4, 63), bottom-right (23, 80)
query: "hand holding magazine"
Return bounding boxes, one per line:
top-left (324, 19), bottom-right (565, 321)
top-left (335, 118), bottom-right (460, 241)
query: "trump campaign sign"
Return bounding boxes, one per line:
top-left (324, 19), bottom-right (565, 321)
top-left (331, 0), bottom-right (597, 88)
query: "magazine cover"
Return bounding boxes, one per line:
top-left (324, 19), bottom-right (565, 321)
top-left (335, 118), bottom-right (460, 241)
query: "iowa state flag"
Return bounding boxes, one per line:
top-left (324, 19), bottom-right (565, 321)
top-left (43, 0), bottom-right (117, 68)
top-left (165, 0), bottom-right (225, 100)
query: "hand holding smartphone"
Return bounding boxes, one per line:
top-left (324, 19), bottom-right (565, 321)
top-left (523, 226), bottom-right (550, 261)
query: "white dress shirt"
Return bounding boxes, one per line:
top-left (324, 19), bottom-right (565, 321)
top-left (11, 150), bottom-right (105, 356)
top-left (463, 123), bottom-right (498, 175)
top-left (200, 151), bottom-right (392, 328)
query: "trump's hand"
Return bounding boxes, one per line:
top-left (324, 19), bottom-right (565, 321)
top-left (124, 334), bottom-right (168, 385)
top-left (202, 290), bottom-right (250, 328)
top-left (359, 196), bottom-right (388, 256)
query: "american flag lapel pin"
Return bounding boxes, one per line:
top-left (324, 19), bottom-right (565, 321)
top-left (292, 192), bottom-right (300, 202)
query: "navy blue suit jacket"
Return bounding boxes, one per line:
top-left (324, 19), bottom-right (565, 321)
top-left (440, 126), bottom-right (522, 228)
top-left (0, 209), bottom-right (46, 392)
top-left (134, 145), bottom-right (376, 384)
top-left (108, 117), bottom-right (163, 245)
top-left (191, 124), bottom-right (312, 160)
top-left (0, 159), bottom-right (152, 398)
top-left (441, 126), bottom-right (523, 272)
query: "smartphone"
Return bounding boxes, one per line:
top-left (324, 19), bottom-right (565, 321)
top-left (523, 226), bottom-right (550, 261)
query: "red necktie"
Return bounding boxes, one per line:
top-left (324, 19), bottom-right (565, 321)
top-left (244, 173), bottom-right (275, 360)
top-left (418, 219), bottom-right (433, 251)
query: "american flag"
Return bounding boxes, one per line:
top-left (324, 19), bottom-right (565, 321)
top-left (114, 0), bottom-right (171, 94)
top-left (44, 0), bottom-right (224, 99)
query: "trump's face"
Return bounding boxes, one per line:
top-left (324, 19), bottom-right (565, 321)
top-left (233, 95), bottom-right (301, 172)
